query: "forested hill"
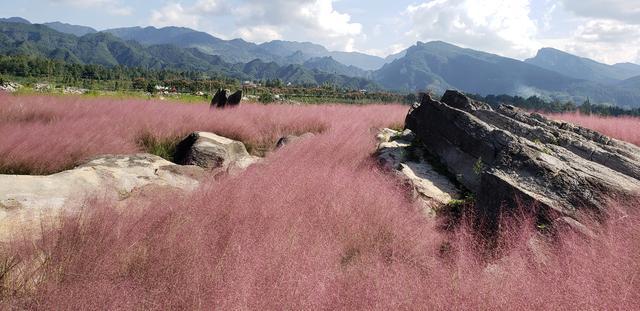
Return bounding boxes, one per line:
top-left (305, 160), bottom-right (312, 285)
top-left (0, 21), bottom-right (379, 90)
top-left (375, 41), bottom-right (640, 107)
top-left (2, 18), bottom-right (640, 107)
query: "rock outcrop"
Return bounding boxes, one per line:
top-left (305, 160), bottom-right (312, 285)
top-left (211, 89), bottom-right (242, 108)
top-left (174, 132), bottom-right (259, 172)
top-left (0, 154), bottom-right (205, 241)
top-left (376, 128), bottom-right (460, 215)
top-left (405, 90), bottom-right (640, 229)
top-left (0, 132), bottom-right (261, 241)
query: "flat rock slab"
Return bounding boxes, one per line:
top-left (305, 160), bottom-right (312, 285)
top-left (376, 128), bottom-right (460, 215)
top-left (0, 154), bottom-right (204, 241)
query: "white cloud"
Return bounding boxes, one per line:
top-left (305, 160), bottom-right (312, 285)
top-left (404, 0), bottom-right (539, 59)
top-left (364, 43), bottom-right (406, 58)
top-left (145, 0), bottom-right (640, 64)
top-left (236, 26), bottom-right (282, 42)
top-left (401, 0), bottom-right (640, 64)
top-left (539, 3), bottom-right (558, 31)
top-left (193, 0), bottom-right (228, 14)
top-left (150, 0), bottom-right (230, 29)
top-left (548, 20), bottom-right (640, 64)
top-left (560, 0), bottom-right (640, 24)
top-left (533, 0), bottom-right (640, 64)
top-left (49, 0), bottom-right (132, 16)
top-left (150, 3), bottom-right (200, 28)
top-left (230, 0), bottom-right (362, 48)
top-left (149, 0), bottom-right (361, 51)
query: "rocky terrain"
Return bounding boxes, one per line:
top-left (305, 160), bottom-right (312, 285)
top-left (0, 132), bottom-right (260, 241)
top-left (378, 90), bottom-right (640, 232)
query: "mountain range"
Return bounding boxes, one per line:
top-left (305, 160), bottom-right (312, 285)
top-left (43, 21), bottom-right (97, 37)
top-left (0, 21), bottom-right (377, 90)
top-left (104, 26), bottom-right (386, 70)
top-left (1, 17), bottom-right (640, 107)
top-left (375, 41), bottom-right (640, 106)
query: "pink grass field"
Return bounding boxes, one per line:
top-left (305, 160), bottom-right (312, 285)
top-left (0, 93), bottom-right (335, 174)
top-left (1, 94), bottom-right (639, 309)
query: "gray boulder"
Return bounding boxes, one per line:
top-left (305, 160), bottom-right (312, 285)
top-left (174, 132), bottom-right (259, 172)
top-left (405, 90), bottom-right (640, 230)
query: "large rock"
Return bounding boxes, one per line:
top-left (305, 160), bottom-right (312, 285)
top-left (405, 90), bottom-right (640, 229)
top-left (174, 132), bottom-right (259, 172)
top-left (0, 154), bottom-right (205, 241)
top-left (376, 128), bottom-right (460, 215)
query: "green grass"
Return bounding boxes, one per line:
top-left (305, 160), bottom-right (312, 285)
top-left (6, 86), bottom-right (211, 105)
top-left (473, 158), bottom-right (485, 175)
top-left (136, 132), bottom-right (182, 162)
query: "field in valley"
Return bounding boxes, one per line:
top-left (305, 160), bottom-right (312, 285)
top-left (1, 93), bottom-right (639, 309)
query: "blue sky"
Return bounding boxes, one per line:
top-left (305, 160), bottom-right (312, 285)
top-left (1, 0), bottom-right (639, 64)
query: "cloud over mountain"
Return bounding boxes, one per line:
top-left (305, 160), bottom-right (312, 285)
top-left (149, 0), bottom-right (361, 51)
top-left (403, 0), bottom-right (538, 59)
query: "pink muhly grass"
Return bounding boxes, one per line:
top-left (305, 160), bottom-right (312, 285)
top-left (1, 94), bottom-right (639, 309)
top-left (0, 93), bottom-right (350, 174)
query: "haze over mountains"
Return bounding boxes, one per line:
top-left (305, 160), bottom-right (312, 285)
top-left (1, 17), bottom-right (640, 107)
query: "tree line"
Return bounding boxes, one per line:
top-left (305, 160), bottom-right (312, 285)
top-left (1, 54), bottom-right (639, 113)
top-left (0, 55), bottom-right (411, 103)
top-left (0, 55), bottom-right (241, 92)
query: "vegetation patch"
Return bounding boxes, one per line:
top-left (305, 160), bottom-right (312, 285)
top-left (136, 132), bottom-right (181, 163)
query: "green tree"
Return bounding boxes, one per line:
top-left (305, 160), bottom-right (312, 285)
top-left (146, 82), bottom-right (156, 94)
top-left (131, 78), bottom-right (146, 90)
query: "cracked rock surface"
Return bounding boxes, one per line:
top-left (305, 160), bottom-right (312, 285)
top-left (405, 90), bottom-right (640, 228)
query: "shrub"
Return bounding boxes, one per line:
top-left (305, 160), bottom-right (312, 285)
top-left (136, 132), bottom-right (181, 162)
top-left (259, 92), bottom-right (275, 103)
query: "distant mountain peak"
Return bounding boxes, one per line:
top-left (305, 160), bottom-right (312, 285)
top-left (535, 47), bottom-right (582, 59)
top-left (0, 17), bottom-right (31, 24)
top-left (526, 47), bottom-right (640, 84)
top-left (43, 21), bottom-right (97, 37)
